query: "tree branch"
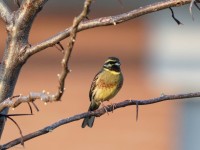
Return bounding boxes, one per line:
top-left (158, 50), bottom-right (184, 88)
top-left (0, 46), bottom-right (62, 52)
top-left (24, 0), bottom-right (191, 57)
top-left (0, 92), bottom-right (54, 112)
top-left (1, 92), bottom-right (200, 149)
top-left (53, 0), bottom-right (92, 100)
top-left (0, 0), bottom-right (12, 24)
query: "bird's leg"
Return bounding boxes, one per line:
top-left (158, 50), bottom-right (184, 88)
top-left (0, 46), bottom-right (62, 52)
top-left (101, 102), bottom-right (109, 115)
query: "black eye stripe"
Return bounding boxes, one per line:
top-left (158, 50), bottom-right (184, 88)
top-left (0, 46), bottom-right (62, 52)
top-left (105, 61), bottom-right (117, 65)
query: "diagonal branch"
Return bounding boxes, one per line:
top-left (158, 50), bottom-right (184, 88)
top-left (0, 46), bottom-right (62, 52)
top-left (1, 92), bottom-right (200, 149)
top-left (24, 0), bottom-right (192, 58)
top-left (53, 0), bottom-right (92, 100)
top-left (0, 0), bottom-right (12, 24)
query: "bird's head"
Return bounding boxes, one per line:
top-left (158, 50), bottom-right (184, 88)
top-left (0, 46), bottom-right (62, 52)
top-left (103, 57), bottom-right (121, 72)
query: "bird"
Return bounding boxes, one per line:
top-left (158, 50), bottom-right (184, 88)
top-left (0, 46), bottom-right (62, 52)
top-left (82, 57), bottom-right (123, 128)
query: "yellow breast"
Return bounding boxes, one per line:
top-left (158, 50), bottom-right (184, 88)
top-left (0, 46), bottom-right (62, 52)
top-left (93, 69), bottom-right (122, 103)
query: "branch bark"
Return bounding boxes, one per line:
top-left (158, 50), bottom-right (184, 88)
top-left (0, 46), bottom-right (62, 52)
top-left (24, 0), bottom-right (191, 57)
top-left (0, 0), bottom-right (12, 24)
top-left (1, 92), bottom-right (200, 149)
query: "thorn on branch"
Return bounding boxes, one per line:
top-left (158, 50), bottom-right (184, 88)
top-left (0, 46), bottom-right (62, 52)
top-left (55, 42), bottom-right (64, 53)
top-left (169, 7), bottom-right (183, 25)
top-left (136, 101), bottom-right (139, 121)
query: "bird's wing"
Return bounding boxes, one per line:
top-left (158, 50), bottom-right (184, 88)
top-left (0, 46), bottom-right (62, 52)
top-left (89, 70), bottom-right (102, 101)
top-left (117, 73), bottom-right (124, 90)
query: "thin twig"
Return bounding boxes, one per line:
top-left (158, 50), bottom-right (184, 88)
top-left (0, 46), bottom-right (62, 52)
top-left (54, 0), bottom-right (92, 100)
top-left (169, 7), bottom-right (183, 25)
top-left (1, 92), bottom-right (200, 149)
top-left (31, 102), bottom-right (39, 112)
top-left (6, 116), bottom-right (24, 146)
top-left (0, 113), bottom-right (32, 148)
top-left (57, 42), bottom-right (64, 51)
top-left (1, 114), bottom-right (32, 117)
top-left (27, 102), bottom-right (33, 114)
top-left (54, 42), bottom-right (64, 53)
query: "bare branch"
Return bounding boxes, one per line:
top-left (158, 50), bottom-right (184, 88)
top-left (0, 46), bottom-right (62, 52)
top-left (54, 0), bottom-right (92, 100)
top-left (5, 116), bottom-right (24, 146)
top-left (169, 7), bottom-right (183, 25)
top-left (0, 0), bottom-right (12, 24)
top-left (0, 92), bottom-right (55, 112)
top-left (25, 0), bottom-right (191, 57)
top-left (1, 92), bottom-right (200, 149)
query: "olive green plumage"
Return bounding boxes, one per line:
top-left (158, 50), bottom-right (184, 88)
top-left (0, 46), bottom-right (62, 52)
top-left (82, 57), bottom-right (123, 128)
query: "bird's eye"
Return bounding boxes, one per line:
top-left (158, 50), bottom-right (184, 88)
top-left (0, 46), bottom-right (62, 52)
top-left (115, 62), bottom-right (120, 66)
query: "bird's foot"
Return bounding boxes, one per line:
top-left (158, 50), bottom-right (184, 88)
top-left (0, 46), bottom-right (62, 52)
top-left (101, 102), bottom-right (109, 115)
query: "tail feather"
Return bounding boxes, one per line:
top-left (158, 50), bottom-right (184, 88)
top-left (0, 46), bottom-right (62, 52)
top-left (82, 116), bottom-right (95, 128)
top-left (82, 101), bottom-right (99, 128)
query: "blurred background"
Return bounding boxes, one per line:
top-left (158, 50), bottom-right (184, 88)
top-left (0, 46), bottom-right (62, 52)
top-left (1, 0), bottom-right (200, 150)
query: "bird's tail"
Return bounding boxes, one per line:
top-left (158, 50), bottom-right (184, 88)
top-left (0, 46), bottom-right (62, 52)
top-left (82, 101), bottom-right (100, 128)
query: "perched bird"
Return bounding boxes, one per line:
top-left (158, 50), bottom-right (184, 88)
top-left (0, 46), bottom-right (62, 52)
top-left (82, 57), bottom-right (123, 128)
